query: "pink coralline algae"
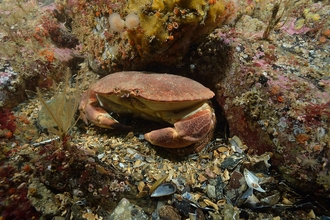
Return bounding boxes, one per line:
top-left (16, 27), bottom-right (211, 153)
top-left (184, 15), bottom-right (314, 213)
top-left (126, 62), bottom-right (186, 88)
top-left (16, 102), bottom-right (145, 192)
top-left (280, 18), bottom-right (311, 35)
top-left (214, 5), bottom-right (330, 194)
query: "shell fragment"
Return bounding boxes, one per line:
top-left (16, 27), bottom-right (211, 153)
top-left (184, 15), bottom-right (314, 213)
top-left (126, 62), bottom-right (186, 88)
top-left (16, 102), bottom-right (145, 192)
top-left (243, 168), bottom-right (266, 193)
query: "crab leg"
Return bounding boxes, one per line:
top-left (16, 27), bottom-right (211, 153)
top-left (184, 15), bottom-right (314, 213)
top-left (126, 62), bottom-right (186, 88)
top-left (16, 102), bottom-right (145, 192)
top-left (144, 108), bottom-right (215, 148)
top-left (79, 90), bottom-right (130, 129)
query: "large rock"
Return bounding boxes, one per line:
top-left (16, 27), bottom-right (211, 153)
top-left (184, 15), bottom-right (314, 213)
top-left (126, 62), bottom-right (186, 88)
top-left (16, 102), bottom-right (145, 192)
top-left (65, 0), bottom-right (237, 73)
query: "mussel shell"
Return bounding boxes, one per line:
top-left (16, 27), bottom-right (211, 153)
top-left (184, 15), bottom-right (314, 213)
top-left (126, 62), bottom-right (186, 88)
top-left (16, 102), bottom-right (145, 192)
top-left (260, 192), bottom-right (280, 206)
top-left (151, 182), bottom-right (177, 197)
top-left (220, 152), bottom-right (245, 170)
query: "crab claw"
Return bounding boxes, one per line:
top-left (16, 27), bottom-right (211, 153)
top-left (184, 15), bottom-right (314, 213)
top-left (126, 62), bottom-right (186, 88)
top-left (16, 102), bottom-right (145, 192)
top-left (79, 90), bottom-right (130, 130)
top-left (144, 108), bottom-right (215, 149)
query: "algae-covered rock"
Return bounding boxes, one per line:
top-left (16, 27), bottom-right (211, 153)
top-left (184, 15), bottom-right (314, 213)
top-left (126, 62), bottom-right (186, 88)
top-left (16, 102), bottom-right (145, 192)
top-left (27, 178), bottom-right (60, 218)
top-left (64, 0), bottom-right (236, 73)
top-left (126, 0), bottom-right (228, 61)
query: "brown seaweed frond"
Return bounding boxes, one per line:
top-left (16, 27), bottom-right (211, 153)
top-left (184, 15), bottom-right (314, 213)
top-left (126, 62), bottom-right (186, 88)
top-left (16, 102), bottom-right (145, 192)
top-left (262, 0), bottom-right (291, 40)
top-left (37, 69), bottom-right (80, 141)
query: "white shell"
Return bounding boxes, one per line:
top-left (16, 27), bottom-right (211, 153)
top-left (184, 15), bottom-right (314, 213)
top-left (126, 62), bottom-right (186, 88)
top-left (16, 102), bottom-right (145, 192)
top-left (229, 135), bottom-right (244, 153)
top-left (243, 168), bottom-right (266, 192)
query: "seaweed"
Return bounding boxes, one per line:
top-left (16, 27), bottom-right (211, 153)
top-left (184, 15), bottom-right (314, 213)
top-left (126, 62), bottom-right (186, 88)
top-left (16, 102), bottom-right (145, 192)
top-left (302, 100), bottom-right (330, 126)
top-left (0, 109), bottom-right (16, 134)
top-left (37, 69), bottom-right (80, 143)
top-left (262, 0), bottom-right (291, 40)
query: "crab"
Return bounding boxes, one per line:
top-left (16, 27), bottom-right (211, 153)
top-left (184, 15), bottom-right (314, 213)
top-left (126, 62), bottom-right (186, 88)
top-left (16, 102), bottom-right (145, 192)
top-left (79, 71), bottom-right (216, 155)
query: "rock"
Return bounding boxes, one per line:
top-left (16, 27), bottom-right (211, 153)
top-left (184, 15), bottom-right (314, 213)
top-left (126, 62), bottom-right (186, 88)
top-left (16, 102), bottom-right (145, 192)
top-left (65, 0), bottom-right (237, 73)
top-left (206, 184), bottom-right (216, 199)
top-left (0, 2), bottom-right (82, 110)
top-left (108, 198), bottom-right (148, 220)
top-left (214, 12), bottom-right (330, 197)
top-left (27, 178), bottom-right (60, 218)
top-left (158, 205), bottom-right (181, 220)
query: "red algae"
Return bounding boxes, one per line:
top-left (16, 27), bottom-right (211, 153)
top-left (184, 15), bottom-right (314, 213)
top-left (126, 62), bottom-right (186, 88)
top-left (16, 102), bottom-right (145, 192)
top-left (0, 109), bottom-right (16, 134)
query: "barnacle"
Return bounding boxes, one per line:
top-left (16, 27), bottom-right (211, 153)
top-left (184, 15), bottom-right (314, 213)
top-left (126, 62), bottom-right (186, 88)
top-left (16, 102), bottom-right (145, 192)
top-left (297, 154), bottom-right (320, 170)
top-left (233, 88), bottom-right (265, 118)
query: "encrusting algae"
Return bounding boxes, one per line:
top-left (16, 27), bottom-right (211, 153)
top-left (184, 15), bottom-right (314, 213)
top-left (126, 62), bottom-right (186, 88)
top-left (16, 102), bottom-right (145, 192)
top-left (125, 0), bottom-right (228, 59)
top-left (62, 0), bottom-right (237, 72)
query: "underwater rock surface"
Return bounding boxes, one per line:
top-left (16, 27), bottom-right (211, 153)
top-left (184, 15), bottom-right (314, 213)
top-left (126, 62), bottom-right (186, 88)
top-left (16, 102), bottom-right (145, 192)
top-left (214, 5), bottom-right (330, 196)
top-left (65, 0), bottom-right (237, 73)
top-left (0, 0), bottom-right (330, 219)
